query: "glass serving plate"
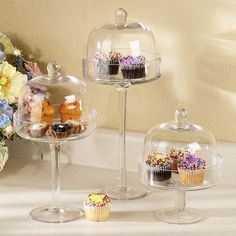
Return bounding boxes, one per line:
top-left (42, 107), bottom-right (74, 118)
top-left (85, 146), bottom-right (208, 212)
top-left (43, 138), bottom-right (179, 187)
top-left (139, 109), bottom-right (223, 224)
top-left (14, 61), bottom-right (96, 223)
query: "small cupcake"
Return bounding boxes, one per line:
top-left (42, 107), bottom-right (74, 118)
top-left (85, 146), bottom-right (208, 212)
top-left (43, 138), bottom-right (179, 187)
top-left (94, 51), bottom-right (121, 75)
top-left (65, 119), bottom-right (87, 135)
top-left (167, 147), bottom-right (190, 173)
top-left (41, 101), bottom-right (56, 124)
top-left (84, 193), bottom-right (111, 222)
top-left (27, 122), bottom-right (48, 138)
top-left (119, 55), bottom-right (146, 79)
top-left (48, 123), bottom-right (72, 139)
top-left (178, 153), bottom-right (205, 187)
top-left (146, 153), bottom-right (172, 183)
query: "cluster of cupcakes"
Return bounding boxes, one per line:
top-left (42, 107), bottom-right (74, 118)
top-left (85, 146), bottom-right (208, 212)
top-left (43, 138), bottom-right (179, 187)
top-left (27, 89), bottom-right (87, 139)
top-left (94, 51), bottom-right (146, 79)
top-left (145, 147), bottom-right (206, 187)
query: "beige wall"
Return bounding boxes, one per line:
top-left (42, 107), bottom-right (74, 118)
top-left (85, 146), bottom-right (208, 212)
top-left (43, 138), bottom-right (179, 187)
top-left (1, 0), bottom-right (236, 142)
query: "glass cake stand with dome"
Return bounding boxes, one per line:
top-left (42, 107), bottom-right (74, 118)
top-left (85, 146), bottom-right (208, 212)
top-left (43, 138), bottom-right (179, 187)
top-left (139, 109), bottom-right (222, 224)
top-left (14, 61), bottom-right (96, 223)
top-left (83, 8), bottom-right (161, 200)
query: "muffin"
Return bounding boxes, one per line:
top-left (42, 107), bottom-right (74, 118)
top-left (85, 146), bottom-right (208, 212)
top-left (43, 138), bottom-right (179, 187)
top-left (27, 122), bottom-right (48, 138)
top-left (167, 147), bottom-right (190, 173)
top-left (146, 153), bottom-right (172, 183)
top-left (59, 95), bottom-right (82, 123)
top-left (84, 193), bottom-right (111, 222)
top-left (178, 153), bottom-right (205, 187)
top-left (65, 119), bottom-right (87, 135)
top-left (47, 123), bottom-right (72, 139)
top-left (94, 51), bottom-right (121, 75)
top-left (41, 101), bottom-right (56, 124)
top-left (119, 55), bottom-right (146, 79)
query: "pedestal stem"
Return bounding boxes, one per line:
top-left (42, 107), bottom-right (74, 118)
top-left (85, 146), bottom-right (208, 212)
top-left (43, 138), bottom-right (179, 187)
top-left (50, 143), bottom-right (61, 209)
top-left (174, 190), bottom-right (186, 212)
top-left (116, 83), bottom-right (130, 191)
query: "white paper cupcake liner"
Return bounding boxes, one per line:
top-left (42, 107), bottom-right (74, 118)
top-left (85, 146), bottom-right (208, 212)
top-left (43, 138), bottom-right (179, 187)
top-left (178, 168), bottom-right (205, 187)
top-left (84, 204), bottom-right (110, 222)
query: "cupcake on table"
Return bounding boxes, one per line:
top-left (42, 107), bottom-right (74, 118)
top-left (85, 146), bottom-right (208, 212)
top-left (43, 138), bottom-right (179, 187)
top-left (178, 153), bottom-right (206, 187)
top-left (84, 193), bottom-right (111, 222)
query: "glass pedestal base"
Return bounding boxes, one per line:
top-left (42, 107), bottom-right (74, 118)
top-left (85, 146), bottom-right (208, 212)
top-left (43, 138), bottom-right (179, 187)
top-left (105, 186), bottom-right (147, 200)
top-left (30, 206), bottom-right (84, 223)
top-left (154, 208), bottom-right (204, 224)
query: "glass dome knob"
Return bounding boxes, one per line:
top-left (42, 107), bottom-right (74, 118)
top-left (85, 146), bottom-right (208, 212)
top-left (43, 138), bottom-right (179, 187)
top-left (47, 61), bottom-right (61, 79)
top-left (115, 8), bottom-right (127, 27)
top-left (175, 108), bottom-right (189, 128)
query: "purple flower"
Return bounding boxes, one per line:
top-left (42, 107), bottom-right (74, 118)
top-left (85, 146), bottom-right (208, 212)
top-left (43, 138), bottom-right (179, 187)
top-left (0, 50), bottom-right (4, 61)
top-left (0, 113), bottom-right (10, 129)
top-left (0, 99), bottom-right (13, 120)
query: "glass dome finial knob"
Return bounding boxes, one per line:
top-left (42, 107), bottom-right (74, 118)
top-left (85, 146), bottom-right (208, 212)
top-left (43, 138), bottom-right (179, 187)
top-left (47, 61), bottom-right (61, 79)
top-left (115, 8), bottom-right (127, 27)
top-left (175, 108), bottom-right (188, 125)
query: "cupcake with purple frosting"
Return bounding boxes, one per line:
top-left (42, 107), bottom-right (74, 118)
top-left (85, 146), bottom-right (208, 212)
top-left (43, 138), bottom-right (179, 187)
top-left (146, 152), bottom-right (172, 184)
top-left (119, 55), bottom-right (146, 79)
top-left (94, 51), bottom-right (121, 75)
top-left (178, 153), bottom-right (206, 187)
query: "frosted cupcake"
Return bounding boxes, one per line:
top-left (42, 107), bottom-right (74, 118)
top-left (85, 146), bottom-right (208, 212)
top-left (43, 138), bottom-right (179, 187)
top-left (167, 147), bottom-right (190, 173)
top-left (178, 153), bottom-right (205, 187)
top-left (94, 51), bottom-right (121, 75)
top-left (84, 193), bottom-right (111, 222)
top-left (119, 55), bottom-right (146, 79)
top-left (146, 153), bottom-right (172, 183)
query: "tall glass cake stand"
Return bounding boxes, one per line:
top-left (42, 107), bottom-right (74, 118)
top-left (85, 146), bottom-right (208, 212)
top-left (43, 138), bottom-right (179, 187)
top-left (83, 8), bottom-right (161, 200)
top-left (139, 109), bottom-right (223, 224)
top-left (14, 61), bottom-right (96, 223)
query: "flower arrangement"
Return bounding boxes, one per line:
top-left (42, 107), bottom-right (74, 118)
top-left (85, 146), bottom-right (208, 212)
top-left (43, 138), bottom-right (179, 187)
top-left (0, 32), bottom-right (42, 171)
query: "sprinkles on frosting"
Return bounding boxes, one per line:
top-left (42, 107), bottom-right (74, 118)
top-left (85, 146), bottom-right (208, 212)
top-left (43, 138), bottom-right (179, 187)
top-left (167, 146), bottom-right (190, 161)
top-left (178, 153), bottom-right (205, 170)
top-left (119, 55), bottom-right (146, 65)
top-left (94, 51), bottom-right (122, 64)
top-left (146, 152), bottom-right (172, 167)
top-left (84, 193), bottom-right (111, 207)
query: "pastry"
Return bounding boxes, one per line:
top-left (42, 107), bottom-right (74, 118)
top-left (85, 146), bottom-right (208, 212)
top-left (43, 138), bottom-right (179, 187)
top-left (41, 101), bottom-right (56, 124)
top-left (65, 119), bottom-right (87, 135)
top-left (84, 193), bottom-right (111, 222)
top-left (119, 55), bottom-right (146, 79)
top-left (48, 123), bottom-right (72, 139)
top-left (178, 153), bottom-right (205, 187)
top-left (94, 51), bottom-right (121, 75)
top-left (59, 95), bottom-right (82, 123)
top-left (146, 153), bottom-right (172, 183)
top-left (167, 147), bottom-right (190, 173)
top-left (27, 122), bottom-right (48, 138)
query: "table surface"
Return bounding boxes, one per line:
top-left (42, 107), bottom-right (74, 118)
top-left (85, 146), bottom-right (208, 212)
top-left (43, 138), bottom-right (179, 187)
top-left (0, 154), bottom-right (236, 236)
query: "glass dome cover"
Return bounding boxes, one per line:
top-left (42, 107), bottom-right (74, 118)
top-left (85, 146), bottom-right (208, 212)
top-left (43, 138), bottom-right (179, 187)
top-left (139, 108), bottom-right (222, 191)
top-left (14, 61), bottom-right (96, 143)
top-left (84, 8), bottom-right (161, 85)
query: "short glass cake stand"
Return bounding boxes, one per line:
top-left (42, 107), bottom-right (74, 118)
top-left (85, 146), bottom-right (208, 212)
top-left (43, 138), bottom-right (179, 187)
top-left (139, 109), bottom-right (223, 224)
top-left (83, 8), bottom-right (161, 200)
top-left (14, 61), bottom-right (96, 223)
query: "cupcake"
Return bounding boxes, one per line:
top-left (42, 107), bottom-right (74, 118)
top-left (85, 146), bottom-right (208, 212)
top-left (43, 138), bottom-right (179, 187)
top-left (59, 95), bottom-right (82, 123)
top-left (27, 122), bottom-right (48, 138)
top-left (119, 55), bottom-right (146, 79)
top-left (167, 147), bottom-right (190, 173)
top-left (41, 101), bottom-right (56, 124)
top-left (178, 153), bottom-right (205, 187)
top-left (84, 193), bottom-right (111, 222)
top-left (65, 119), bottom-right (87, 135)
top-left (48, 123), bottom-right (72, 139)
top-left (94, 51), bottom-right (121, 75)
top-left (146, 153), bottom-right (172, 183)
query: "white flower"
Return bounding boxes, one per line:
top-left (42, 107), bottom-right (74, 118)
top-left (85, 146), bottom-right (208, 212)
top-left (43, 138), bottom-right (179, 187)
top-left (13, 48), bottom-right (21, 56)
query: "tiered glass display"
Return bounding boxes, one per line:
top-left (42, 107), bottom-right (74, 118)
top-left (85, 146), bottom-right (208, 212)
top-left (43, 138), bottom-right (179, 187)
top-left (139, 109), bottom-right (222, 224)
top-left (14, 61), bottom-right (96, 223)
top-left (83, 8), bottom-right (161, 200)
